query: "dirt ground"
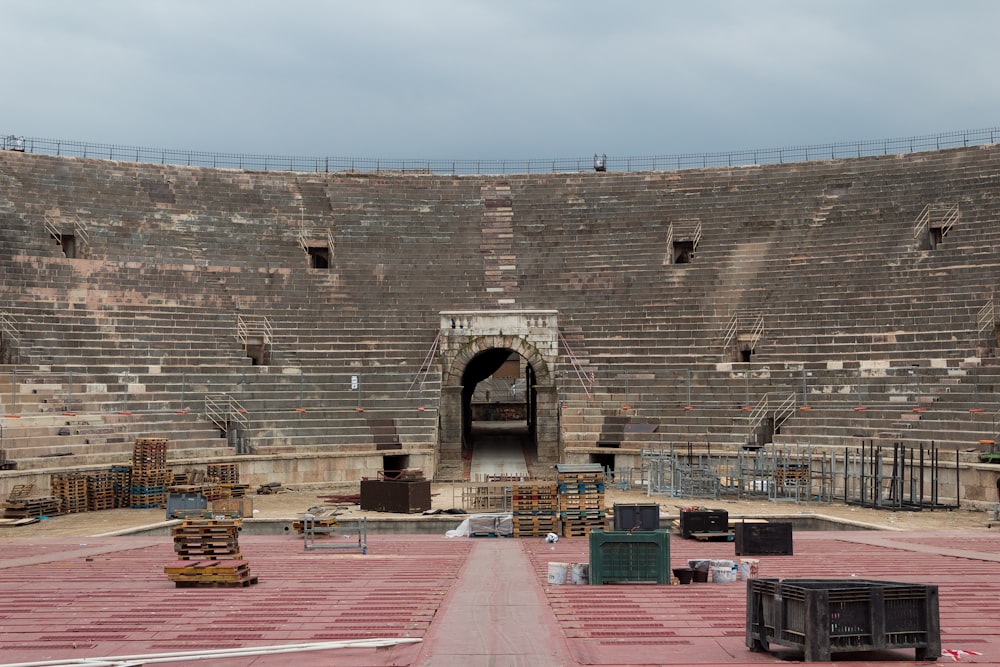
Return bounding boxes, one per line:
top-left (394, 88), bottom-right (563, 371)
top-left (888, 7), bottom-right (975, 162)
top-left (2, 482), bottom-right (998, 541)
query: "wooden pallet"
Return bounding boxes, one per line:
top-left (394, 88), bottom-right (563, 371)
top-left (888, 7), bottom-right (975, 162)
top-left (689, 530), bottom-right (735, 542)
top-left (207, 463), bottom-right (240, 484)
top-left (3, 496), bottom-right (61, 518)
top-left (557, 472), bottom-right (603, 482)
top-left (512, 514), bottom-right (558, 538)
top-left (164, 559), bottom-right (257, 587)
top-left (561, 523), bottom-right (603, 538)
top-left (6, 483), bottom-right (34, 500)
top-left (51, 473), bottom-right (89, 514)
top-left (171, 519), bottom-right (242, 560)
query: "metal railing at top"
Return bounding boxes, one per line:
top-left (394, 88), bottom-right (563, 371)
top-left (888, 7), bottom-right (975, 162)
top-left (3, 127), bottom-right (1000, 175)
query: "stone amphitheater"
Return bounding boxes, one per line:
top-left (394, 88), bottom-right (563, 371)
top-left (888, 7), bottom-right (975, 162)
top-left (2, 136), bottom-right (1000, 507)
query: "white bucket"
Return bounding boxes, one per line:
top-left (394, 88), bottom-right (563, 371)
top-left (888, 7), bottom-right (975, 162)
top-left (739, 558), bottom-right (760, 580)
top-left (711, 565), bottom-right (737, 583)
top-left (570, 562), bottom-right (589, 585)
top-left (547, 562), bottom-right (569, 585)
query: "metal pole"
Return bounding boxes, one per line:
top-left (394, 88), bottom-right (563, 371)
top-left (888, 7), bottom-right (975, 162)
top-left (858, 366), bottom-right (863, 407)
top-left (744, 368), bottom-right (750, 408)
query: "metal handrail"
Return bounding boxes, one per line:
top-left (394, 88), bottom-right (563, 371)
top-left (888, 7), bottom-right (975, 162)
top-left (745, 313), bottom-right (764, 350)
top-left (0, 310), bottom-right (19, 348)
top-left (406, 332), bottom-right (440, 397)
top-left (4, 127), bottom-right (999, 175)
top-left (978, 297), bottom-right (997, 339)
top-left (205, 392), bottom-right (249, 433)
top-left (236, 313), bottom-right (272, 346)
top-left (74, 215), bottom-right (90, 246)
top-left (914, 203), bottom-right (960, 241)
top-left (745, 393), bottom-right (769, 437)
top-left (690, 221), bottom-right (703, 249)
top-left (774, 392), bottom-right (797, 427)
top-left (559, 331), bottom-right (593, 400)
top-left (43, 215), bottom-right (61, 245)
top-left (722, 311), bottom-right (764, 356)
top-left (665, 220), bottom-right (702, 265)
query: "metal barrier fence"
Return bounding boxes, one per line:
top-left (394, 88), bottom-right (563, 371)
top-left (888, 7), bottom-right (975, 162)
top-left (3, 127), bottom-right (1000, 175)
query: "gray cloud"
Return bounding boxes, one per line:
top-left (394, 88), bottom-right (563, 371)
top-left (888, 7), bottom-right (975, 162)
top-left (2, 0), bottom-right (998, 160)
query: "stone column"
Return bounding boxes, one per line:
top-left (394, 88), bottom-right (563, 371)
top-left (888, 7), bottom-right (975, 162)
top-left (534, 385), bottom-right (561, 466)
top-left (436, 385), bottom-right (465, 481)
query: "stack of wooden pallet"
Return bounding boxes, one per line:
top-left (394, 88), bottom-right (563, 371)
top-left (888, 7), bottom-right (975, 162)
top-left (207, 462), bottom-right (240, 484)
top-left (219, 483), bottom-right (251, 498)
top-left (171, 518), bottom-right (243, 559)
top-left (163, 560), bottom-right (256, 588)
top-left (511, 481), bottom-right (558, 537)
top-left (109, 466), bottom-right (131, 508)
top-left (50, 473), bottom-right (89, 514)
top-left (2, 494), bottom-right (60, 521)
top-left (164, 518), bottom-right (257, 588)
top-left (131, 438), bottom-right (169, 508)
top-left (557, 465), bottom-right (608, 538)
top-left (86, 471), bottom-right (116, 511)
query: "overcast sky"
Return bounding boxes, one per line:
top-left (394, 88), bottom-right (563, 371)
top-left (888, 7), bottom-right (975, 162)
top-left (2, 1), bottom-right (998, 161)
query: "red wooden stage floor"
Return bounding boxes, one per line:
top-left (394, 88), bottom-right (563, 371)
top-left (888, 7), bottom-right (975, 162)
top-left (1, 529), bottom-right (998, 666)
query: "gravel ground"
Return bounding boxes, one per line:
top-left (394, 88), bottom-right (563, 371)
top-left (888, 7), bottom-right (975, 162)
top-left (2, 482), bottom-right (996, 541)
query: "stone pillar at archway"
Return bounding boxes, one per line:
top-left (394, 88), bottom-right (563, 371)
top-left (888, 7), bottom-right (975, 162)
top-left (437, 385), bottom-right (465, 481)
top-left (534, 384), bottom-right (560, 467)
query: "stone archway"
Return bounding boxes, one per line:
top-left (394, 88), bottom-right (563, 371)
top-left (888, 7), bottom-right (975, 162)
top-left (435, 311), bottom-right (560, 481)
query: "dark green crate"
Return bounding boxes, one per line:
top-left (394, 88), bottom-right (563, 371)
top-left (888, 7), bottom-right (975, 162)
top-left (588, 529), bottom-right (671, 584)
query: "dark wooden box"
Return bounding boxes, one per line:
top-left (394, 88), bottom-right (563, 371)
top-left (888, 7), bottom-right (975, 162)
top-left (735, 522), bottom-right (793, 555)
top-left (360, 479), bottom-right (431, 513)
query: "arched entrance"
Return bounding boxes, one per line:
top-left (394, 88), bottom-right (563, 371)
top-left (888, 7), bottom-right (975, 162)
top-left (461, 348), bottom-right (536, 478)
top-left (436, 311), bottom-right (561, 481)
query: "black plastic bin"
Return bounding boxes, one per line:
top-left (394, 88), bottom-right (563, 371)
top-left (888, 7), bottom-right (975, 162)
top-left (679, 509), bottom-right (728, 538)
top-left (735, 522), bottom-right (793, 555)
top-left (746, 578), bottom-right (940, 662)
top-left (613, 503), bottom-right (660, 531)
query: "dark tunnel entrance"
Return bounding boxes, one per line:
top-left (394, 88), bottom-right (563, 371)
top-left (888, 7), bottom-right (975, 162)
top-left (461, 348), bottom-right (537, 479)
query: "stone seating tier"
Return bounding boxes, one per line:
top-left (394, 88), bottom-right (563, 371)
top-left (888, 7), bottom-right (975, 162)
top-left (3, 145), bottom-right (1000, 480)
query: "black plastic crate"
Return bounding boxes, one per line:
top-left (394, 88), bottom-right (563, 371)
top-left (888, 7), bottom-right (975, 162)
top-left (746, 578), bottom-right (940, 662)
top-left (613, 503), bottom-right (660, 531)
top-left (679, 509), bottom-right (728, 538)
top-left (735, 522), bottom-right (793, 555)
